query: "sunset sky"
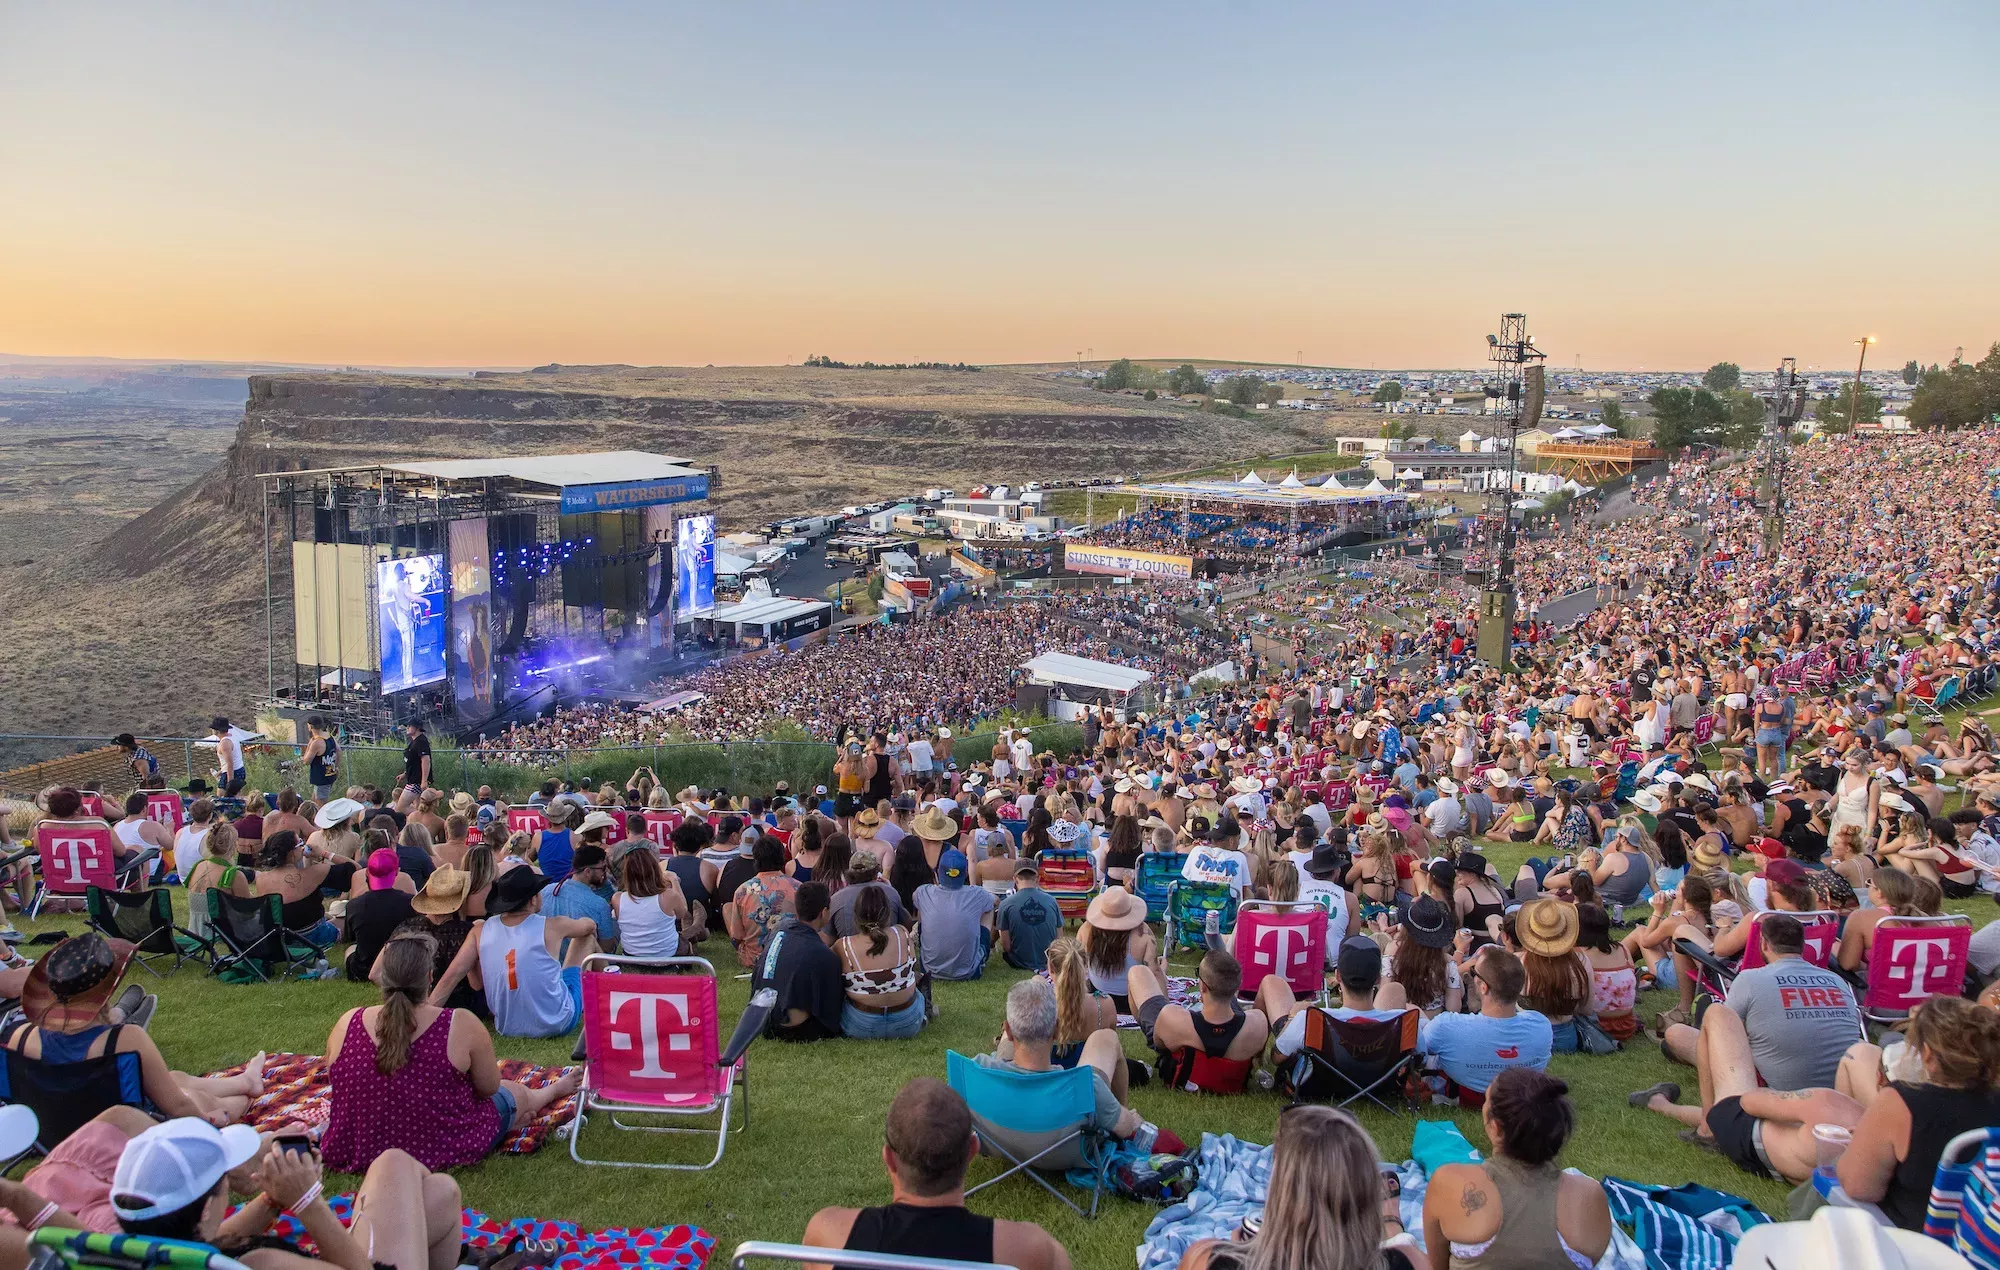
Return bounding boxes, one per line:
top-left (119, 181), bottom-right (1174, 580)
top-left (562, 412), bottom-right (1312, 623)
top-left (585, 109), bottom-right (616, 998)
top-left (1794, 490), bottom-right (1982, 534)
top-left (2, 2), bottom-right (1995, 372)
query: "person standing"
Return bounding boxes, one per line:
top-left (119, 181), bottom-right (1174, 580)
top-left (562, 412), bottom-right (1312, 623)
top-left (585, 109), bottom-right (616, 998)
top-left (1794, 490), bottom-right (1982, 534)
top-left (210, 718), bottom-right (245, 798)
top-left (401, 721), bottom-right (432, 801)
top-left (303, 716), bottom-right (340, 803)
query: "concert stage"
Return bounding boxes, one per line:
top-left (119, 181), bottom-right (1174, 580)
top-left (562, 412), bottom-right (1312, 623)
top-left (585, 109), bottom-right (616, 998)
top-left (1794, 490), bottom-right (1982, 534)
top-left (261, 451), bottom-right (720, 741)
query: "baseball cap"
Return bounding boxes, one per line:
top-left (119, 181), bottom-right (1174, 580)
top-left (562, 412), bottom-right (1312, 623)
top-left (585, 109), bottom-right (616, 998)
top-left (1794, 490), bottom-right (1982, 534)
top-left (111, 1117), bottom-right (262, 1222)
top-left (937, 849), bottom-right (969, 889)
top-left (1336, 936), bottom-right (1382, 988)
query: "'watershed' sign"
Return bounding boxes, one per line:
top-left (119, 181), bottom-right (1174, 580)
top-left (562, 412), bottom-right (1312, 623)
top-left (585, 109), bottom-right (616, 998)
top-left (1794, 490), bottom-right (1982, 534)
top-left (560, 473), bottom-right (709, 514)
top-left (1063, 544), bottom-right (1195, 580)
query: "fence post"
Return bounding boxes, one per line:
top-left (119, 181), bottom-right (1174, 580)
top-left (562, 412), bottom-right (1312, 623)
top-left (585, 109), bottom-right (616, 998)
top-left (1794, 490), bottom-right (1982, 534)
top-left (183, 741), bottom-right (193, 781)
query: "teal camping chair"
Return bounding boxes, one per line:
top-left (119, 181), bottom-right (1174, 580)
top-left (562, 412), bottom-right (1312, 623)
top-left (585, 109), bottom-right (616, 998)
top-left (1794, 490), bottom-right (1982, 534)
top-left (1164, 880), bottom-right (1237, 953)
top-left (1134, 852), bottom-right (1181, 922)
top-left (945, 1051), bottom-right (1110, 1219)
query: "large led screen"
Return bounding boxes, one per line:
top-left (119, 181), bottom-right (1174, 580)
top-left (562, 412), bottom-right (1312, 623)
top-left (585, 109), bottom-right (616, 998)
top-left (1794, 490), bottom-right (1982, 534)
top-left (675, 514), bottom-right (716, 617)
top-left (448, 521), bottom-right (492, 719)
top-left (377, 554), bottom-right (447, 693)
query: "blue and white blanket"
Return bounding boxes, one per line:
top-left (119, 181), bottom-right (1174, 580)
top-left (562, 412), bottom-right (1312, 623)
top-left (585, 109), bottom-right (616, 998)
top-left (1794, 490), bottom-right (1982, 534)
top-left (1137, 1133), bottom-right (1651, 1270)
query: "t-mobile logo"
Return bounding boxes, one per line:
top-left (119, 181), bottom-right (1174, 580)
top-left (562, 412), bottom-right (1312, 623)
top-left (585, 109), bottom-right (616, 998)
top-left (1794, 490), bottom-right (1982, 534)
top-left (1887, 937), bottom-right (1955, 993)
top-left (1255, 922), bottom-right (1309, 970)
top-left (49, 836), bottom-right (101, 884)
top-left (608, 991), bottom-right (692, 1079)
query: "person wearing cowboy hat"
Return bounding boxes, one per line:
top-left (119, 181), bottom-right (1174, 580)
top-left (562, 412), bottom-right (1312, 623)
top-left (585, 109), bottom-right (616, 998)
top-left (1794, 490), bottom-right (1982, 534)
top-left (404, 866), bottom-right (485, 1015)
top-left (4, 933), bottom-right (266, 1135)
top-left (913, 844), bottom-right (994, 982)
top-left (527, 798), bottom-right (579, 885)
top-left (1511, 900), bottom-right (1594, 1053)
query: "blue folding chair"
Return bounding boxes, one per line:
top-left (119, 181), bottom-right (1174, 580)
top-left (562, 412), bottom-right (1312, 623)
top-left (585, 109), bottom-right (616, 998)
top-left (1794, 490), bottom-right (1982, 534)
top-left (1164, 879), bottom-right (1237, 952)
top-left (1134, 852), bottom-right (1181, 922)
top-left (945, 1051), bottom-right (1110, 1219)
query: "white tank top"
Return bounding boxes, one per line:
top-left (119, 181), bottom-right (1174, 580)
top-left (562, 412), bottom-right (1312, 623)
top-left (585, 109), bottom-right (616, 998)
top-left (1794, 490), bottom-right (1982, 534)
top-left (173, 825), bottom-right (211, 878)
top-left (477, 914), bottom-right (575, 1037)
top-left (616, 892), bottom-right (680, 960)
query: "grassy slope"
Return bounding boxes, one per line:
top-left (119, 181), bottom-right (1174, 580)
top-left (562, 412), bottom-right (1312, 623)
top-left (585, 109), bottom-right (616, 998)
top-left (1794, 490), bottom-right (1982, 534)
top-left (70, 828), bottom-right (1997, 1265)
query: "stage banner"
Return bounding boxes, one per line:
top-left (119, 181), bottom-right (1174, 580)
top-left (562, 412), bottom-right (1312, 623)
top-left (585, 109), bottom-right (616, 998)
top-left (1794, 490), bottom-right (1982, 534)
top-left (560, 472), bottom-right (707, 514)
top-left (377, 554), bottom-right (447, 694)
top-left (674, 514), bottom-right (716, 617)
top-left (1062, 544), bottom-right (1195, 580)
top-left (449, 519), bottom-right (493, 721)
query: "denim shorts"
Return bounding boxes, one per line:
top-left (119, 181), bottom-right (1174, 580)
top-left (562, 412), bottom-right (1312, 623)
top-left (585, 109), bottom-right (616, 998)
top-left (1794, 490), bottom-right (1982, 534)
top-left (490, 1086), bottom-right (518, 1151)
top-left (841, 996), bottom-right (927, 1039)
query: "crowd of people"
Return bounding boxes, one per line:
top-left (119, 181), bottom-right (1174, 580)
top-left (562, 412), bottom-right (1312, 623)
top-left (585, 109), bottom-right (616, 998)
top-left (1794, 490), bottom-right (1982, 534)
top-left (7, 431), bottom-right (2000, 1269)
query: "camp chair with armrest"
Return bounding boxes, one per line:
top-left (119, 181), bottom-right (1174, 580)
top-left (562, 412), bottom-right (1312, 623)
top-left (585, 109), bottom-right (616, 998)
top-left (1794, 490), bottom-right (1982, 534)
top-left (1156, 1046), bottom-right (1255, 1096)
top-left (568, 953), bottom-right (775, 1171)
top-left (141, 794), bottom-right (184, 835)
top-left (1858, 915), bottom-right (1972, 1038)
top-left (204, 891), bottom-right (320, 983)
top-left (0, 1020), bottom-right (149, 1155)
top-left (25, 1227), bottom-right (256, 1270)
top-left (1821, 1126), bottom-right (2000, 1268)
top-left (29, 822), bottom-right (126, 920)
top-left (506, 807), bottom-right (549, 835)
top-left (1232, 901), bottom-right (1328, 1001)
top-left (945, 1050), bottom-right (1110, 1220)
top-left (1675, 908), bottom-right (1842, 1000)
top-left (1133, 852), bottom-right (1181, 922)
top-left (85, 886), bottom-right (212, 977)
top-left (728, 1243), bottom-right (1015, 1270)
top-left (1274, 1006), bottom-right (1421, 1113)
top-left (1164, 880), bottom-right (1237, 952)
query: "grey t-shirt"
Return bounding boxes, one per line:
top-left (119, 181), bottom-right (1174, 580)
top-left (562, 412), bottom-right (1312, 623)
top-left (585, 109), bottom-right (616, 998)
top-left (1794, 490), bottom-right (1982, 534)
top-left (914, 883), bottom-right (996, 979)
top-left (1969, 919), bottom-right (2000, 982)
top-left (1723, 957), bottom-right (1859, 1090)
top-left (827, 880), bottom-right (909, 939)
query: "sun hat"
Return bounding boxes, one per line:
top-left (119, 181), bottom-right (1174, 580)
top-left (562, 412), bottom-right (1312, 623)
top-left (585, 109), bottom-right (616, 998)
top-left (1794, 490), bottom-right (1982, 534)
top-left (1047, 819), bottom-right (1083, 845)
top-left (964, 772), bottom-right (985, 790)
top-left (1114, 777), bottom-right (1135, 795)
top-left (365, 847), bottom-right (400, 891)
top-left (411, 865), bottom-right (471, 915)
top-left (1630, 790), bottom-right (1662, 814)
top-left (854, 808), bottom-right (882, 830)
top-left (448, 791), bottom-right (477, 817)
top-left (23, 933), bottom-right (135, 1033)
top-left (1684, 773), bottom-right (1715, 792)
top-left (911, 806), bottom-right (958, 842)
top-left (936, 849), bottom-right (970, 889)
top-left (1732, 1205), bottom-right (1966, 1270)
top-left (1879, 792), bottom-right (1914, 814)
top-left (1692, 838), bottom-right (1726, 870)
top-left (484, 865), bottom-right (547, 916)
top-left (313, 797), bottom-right (366, 830)
top-left (1486, 770), bottom-right (1513, 789)
top-left (1400, 895), bottom-right (1455, 949)
top-left (1175, 786), bottom-right (1195, 800)
top-left (1436, 777), bottom-right (1459, 796)
top-left (578, 810), bottom-right (620, 836)
top-left (111, 1116), bottom-right (264, 1223)
top-left (1085, 886), bottom-right (1148, 931)
top-left (1454, 851), bottom-right (1490, 878)
top-left (1518, 899), bottom-right (1580, 958)
top-left (1230, 776), bottom-right (1262, 796)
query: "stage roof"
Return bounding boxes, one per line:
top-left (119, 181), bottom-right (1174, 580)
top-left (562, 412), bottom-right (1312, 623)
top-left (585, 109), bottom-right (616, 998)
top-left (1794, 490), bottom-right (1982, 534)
top-left (1020, 652), bottom-right (1154, 694)
top-left (1125, 478), bottom-right (1410, 507)
top-left (706, 596), bottom-right (835, 626)
top-left (381, 451), bottom-right (702, 486)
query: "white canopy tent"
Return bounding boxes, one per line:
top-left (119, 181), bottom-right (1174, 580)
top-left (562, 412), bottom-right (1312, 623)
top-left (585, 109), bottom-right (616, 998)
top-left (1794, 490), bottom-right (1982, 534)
top-left (1019, 652), bottom-right (1155, 722)
top-left (1239, 470), bottom-right (1266, 485)
top-left (1363, 477), bottom-right (1391, 493)
top-left (1550, 427), bottom-right (1584, 439)
top-left (1398, 468), bottom-right (1424, 480)
top-left (1278, 471), bottom-right (1304, 488)
top-left (1577, 422), bottom-right (1617, 436)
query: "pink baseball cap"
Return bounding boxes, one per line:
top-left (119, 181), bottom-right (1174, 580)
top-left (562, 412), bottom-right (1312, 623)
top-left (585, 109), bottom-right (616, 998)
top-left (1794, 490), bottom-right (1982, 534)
top-left (366, 847), bottom-right (400, 891)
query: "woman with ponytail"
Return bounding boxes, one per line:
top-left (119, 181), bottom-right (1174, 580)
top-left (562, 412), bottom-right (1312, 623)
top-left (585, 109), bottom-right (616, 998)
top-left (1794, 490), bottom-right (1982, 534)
top-left (321, 931), bottom-right (581, 1171)
top-left (1838, 995), bottom-right (2000, 1231)
top-left (1042, 937), bottom-right (1116, 1068)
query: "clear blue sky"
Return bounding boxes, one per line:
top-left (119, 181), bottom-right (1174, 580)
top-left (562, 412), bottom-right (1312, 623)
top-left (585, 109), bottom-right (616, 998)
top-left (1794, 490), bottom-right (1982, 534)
top-left (1, 1), bottom-right (1994, 370)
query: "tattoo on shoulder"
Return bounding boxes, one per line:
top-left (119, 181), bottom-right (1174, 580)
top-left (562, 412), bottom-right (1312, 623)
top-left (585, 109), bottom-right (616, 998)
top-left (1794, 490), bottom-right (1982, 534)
top-left (1461, 1183), bottom-right (1487, 1214)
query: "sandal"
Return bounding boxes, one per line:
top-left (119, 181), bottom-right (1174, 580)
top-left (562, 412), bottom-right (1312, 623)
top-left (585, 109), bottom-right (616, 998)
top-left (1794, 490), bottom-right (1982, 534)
top-left (1627, 1081), bottom-right (1681, 1109)
top-left (1651, 1007), bottom-right (1689, 1038)
top-left (1677, 1128), bottom-right (1721, 1155)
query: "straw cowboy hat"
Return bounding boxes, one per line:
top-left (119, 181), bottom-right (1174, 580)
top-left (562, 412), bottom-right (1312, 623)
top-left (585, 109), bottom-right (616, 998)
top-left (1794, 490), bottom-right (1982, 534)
top-left (1518, 899), bottom-right (1580, 958)
top-left (1691, 838), bottom-right (1726, 871)
top-left (1230, 776), bottom-right (1262, 795)
top-left (911, 806), bottom-right (959, 842)
top-left (24, 933), bottom-right (135, 1034)
top-left (411, 865), bottom-right (471, 915)
top-left (854, 807), bottom-right (882, 830)
top-left (449, 791), bottom-right (477, 817)
top-left (1085, 886), bottom-right (1148, 932)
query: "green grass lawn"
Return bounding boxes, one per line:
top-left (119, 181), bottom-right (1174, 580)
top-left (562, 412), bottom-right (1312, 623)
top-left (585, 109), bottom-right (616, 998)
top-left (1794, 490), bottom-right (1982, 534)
top-left (51, 825), bottom-right (1995, 1266)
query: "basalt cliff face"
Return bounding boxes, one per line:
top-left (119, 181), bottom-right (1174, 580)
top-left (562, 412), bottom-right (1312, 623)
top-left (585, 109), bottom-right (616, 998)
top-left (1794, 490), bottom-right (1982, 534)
top-left (6, 365), bottom-right (1329, 737)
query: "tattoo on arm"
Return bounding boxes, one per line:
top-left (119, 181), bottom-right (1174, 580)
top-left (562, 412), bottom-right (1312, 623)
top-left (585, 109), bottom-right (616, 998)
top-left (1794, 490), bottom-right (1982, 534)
top-left (1460, 1184), bottom-right (1487, 1214)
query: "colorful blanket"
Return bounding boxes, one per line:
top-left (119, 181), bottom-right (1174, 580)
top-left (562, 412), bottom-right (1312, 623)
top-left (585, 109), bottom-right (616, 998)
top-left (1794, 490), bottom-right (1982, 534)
top-left (209, 1052), bottom-right (579, 1155)
top-left (262, 1194), bottom-right (713, 1270)
top-left (1117, 976), bottom-right (1201, 1029)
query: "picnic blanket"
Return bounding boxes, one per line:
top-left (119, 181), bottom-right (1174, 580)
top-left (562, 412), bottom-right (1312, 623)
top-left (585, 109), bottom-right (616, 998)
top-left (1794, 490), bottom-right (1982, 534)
top-left (209, 1052), bottom-right (579, 1155)
top-left (1604, 1177), bottom-right (1770, 1270)
top-left (1117, 976), bottom-right (1201, 1029)
top-left (1137, 1131), bottom-right (1651, 1270)
top-left (260, 1194), bottom-right (713, 1270)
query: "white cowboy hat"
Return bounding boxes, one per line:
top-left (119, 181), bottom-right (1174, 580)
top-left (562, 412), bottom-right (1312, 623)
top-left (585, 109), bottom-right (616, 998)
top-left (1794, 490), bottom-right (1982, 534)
top-left (1230, 776), bottom-right (1262, 795)
top-left (1435, 778), bottom-right (1459, 796)
top-left (1630, 790), bottom-right (1662, 814)
top-left (1732, 1206), bottom-right (1967, 1270)
top-left (1486, 771), bottom-right (1513, 789)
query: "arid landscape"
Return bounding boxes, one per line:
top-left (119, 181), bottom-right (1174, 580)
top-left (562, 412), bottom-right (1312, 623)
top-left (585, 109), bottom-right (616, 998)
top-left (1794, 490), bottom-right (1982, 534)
top-left (2, 361), bottom-right (1369, 741)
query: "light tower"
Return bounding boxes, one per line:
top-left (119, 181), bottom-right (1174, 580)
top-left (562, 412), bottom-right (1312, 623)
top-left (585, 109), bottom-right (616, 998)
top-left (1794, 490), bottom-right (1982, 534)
top-left (1759, 358), bottom-right (1808, 551)
top-left (1476, 313), bottom-right (1546, 669)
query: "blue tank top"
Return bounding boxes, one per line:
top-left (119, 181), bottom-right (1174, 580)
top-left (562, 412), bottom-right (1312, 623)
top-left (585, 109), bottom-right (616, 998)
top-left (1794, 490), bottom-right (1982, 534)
top-left (538, 828), bottom-right (574, 882)
top-left (310, 736), bottom-right (339, 785)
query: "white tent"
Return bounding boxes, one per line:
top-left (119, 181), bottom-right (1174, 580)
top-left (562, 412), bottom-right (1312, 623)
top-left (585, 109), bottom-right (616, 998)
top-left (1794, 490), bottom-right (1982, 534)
top-left (1321, 472), bottom-right (1348, 488)
top-left (1577, 422), bottom-right (1616, 436)
top-left (1512, 497), bottom-right (1545, 509)
top-left (1362, 477), bottom-right (1390, 493)
top-left (1459, 430), bottom-right (1483, 443)
top-left (1398, 468), bottom-right (1423, 480)
top-left (1240, 470), bottom-right (1266, 485)
top-left (1550, 427), bottom-right (1584, 439)
top-left (1278, 470), bottom-right (1304, 488)
top-left (1561, 478), bottom-right (1588, 493)
top-left (1020, 652), bottom-right (1154, 694)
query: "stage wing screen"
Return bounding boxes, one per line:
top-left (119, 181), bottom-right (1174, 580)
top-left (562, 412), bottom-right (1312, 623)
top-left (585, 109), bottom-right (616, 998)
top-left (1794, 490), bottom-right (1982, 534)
top-left (449, 520), bottom-right (492, 719)
top-left (675, 514), bottom-right (716, 617)
top-left (377, 554), bottom-right (447, 693)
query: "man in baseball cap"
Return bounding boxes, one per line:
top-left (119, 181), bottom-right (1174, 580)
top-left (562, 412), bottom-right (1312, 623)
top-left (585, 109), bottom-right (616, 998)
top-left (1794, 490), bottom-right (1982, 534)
top-left (1264, 936), bottom-right (1402, 1091)
top-left (913, 848), bottom-right (995, 982)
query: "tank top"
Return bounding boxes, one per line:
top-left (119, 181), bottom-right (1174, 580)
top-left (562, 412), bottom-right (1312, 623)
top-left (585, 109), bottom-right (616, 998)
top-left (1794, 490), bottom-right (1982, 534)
top-left (838, 928), bottom-right (917, 998)
top-left (1086, 947), bottom-right (1142, 998)
top-left (321, 1009), bottom-right (501, 1172)
top-left (1189, 1005), bottom-right (1247, 1057)
top-left (537, 829), bottom-right (575, 883)
top-left (1882, 1082), bottom-right (2000, 1231)
top-left (837, 759), bottom-right (866, 795)
top-left (1597, 851), bottom-right (1650, 905)
top-left (616, 892), bottom-right (680, 960)
top-left (844, 1203), bottom-right (993, 1263)
top-left (865, 754), bottom-right (895, 805)
top-left (666, 855), bottom-right (712, 910)
top-left (477, 914), bottom-right (575, 1037)
top-left (309, 736), bottom-right (339, 785)
top-left (1449, 1157), bottom-right (1582, 1270)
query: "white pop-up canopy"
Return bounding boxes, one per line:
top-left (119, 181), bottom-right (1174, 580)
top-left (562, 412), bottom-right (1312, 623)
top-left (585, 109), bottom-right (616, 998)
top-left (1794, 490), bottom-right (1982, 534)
top-left (1278, 471), bottom-right (1304, 488)
top-left (1363, 477), bottom-right (1390, 493)
top-left (1019, 652), bottom-right (1154, 695)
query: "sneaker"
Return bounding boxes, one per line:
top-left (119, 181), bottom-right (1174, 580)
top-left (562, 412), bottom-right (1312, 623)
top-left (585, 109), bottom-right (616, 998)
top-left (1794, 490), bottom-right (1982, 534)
top-left (111, 984), bottom-right (147, 1023)
top-left (124, 993), bottom-right (159, 1032)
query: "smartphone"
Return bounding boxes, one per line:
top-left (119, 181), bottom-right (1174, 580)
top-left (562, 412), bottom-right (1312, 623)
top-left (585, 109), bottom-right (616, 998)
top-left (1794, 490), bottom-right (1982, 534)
top-left (275, 1133), bottom-right (316, 1157)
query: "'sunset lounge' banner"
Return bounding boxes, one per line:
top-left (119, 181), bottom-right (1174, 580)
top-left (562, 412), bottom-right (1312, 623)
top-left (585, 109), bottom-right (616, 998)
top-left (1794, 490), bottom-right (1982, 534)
top-left (1062, 544), bottom-right (1195, 579)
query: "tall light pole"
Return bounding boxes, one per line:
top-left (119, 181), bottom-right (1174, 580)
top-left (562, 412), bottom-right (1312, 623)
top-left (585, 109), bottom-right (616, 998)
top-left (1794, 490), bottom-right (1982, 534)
top-left (1847, 335), bottom-right (1876, 432)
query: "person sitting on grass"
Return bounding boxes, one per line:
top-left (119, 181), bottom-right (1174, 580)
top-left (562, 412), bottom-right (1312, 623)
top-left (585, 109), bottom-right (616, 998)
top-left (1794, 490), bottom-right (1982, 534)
top-left (2, 934), bottom-right (264, 1141)
top-left (803, 1076), bottom-right (1072, 1270)
top-left (994, 860), bottom-right (1064, 971)
top-left (751, 881), bottom-right (844, 1043)
top-left (724, 837), bottom-right (799, 969)
top-left (538, 843), bottom-right (617, 952)
top-left (1422, 1067), bottom-right (1612, 1270)
top-left (913, 849), bottom-right (995, 982)
top-left (340, 849), bottom-right (415, 982)
top-left (109, 1116), bottom-right (469, 1270)
top-left (1178, 1104), bottom-right (1418, 1270)
top-left (322, 931), bottom-right (580, 1173)
top-left (1126, 950), bottom-right (1269, 1093)
top-left (834, 885), bottom-right (928, 1040)
top-left (977, 978), bottom-right (1171, 1151)
top-left (431, 866), bottom-right (598, 1038)
top-left (610, 846), bottom-right (693, 960)
top-left (1413, 946), bottom-right (1552, 1106)
top-left (1657, 912), bottom-right (1858, 1094)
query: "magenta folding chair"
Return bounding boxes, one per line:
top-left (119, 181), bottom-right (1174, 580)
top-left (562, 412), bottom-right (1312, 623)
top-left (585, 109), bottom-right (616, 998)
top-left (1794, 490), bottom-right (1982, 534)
top-left (1233, 901), bottom-right (1329, 1001)
top-left (506, 806), bottom-right (548, 835)
top-left (1860, 915), bottom-right (1972, 1036)
top-left (1677, 909), bottom-right (1842, 998)
top-left (568, 953), bottom-right (774, 1171)
top-left (143, 792), bottom-right (185, 834)
top-left (30, 821), bottom-right (121, 919)
top-left (641, 810), bottom-right (682, 850)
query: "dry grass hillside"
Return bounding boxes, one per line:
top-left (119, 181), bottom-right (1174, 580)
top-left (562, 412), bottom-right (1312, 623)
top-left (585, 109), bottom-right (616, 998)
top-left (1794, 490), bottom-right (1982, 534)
top-left (5, 363), bottom-right (1347, 738)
